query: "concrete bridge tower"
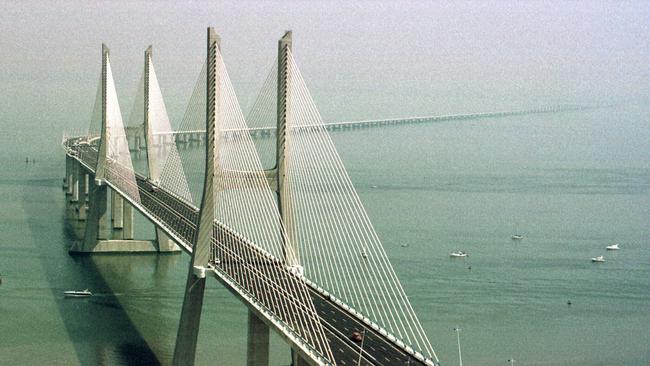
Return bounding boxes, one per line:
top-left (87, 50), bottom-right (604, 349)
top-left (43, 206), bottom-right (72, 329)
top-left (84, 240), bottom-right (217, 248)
top-left (69, 45), bottom-right (164, 253)
top-left (172, 27), bottom-right (220, 366)
top-left (143, 45), bottom-right (181, 252)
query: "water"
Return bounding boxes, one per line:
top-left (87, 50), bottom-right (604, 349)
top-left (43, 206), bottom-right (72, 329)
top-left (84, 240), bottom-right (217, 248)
top-left (1, 2), bottom-right (649, 365)
top-left (336, 105), bottom-right (650, 365)
top-left (1, 104), bottom-right (648, 365)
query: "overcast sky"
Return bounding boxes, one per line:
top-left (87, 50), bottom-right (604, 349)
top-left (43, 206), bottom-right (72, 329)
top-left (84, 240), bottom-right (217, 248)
top-left (1, 1), bottom-right (648, 155)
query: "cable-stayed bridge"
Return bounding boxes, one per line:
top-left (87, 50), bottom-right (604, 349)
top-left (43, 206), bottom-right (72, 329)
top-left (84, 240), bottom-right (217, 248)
top-left (62, 28), bottom-right (439, 366)
top-left (123, 104), bottom-right (592, 149)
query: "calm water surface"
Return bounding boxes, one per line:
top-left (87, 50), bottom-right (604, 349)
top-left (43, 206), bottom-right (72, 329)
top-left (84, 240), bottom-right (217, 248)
top-left (1, 104), bottom-right (649, 365)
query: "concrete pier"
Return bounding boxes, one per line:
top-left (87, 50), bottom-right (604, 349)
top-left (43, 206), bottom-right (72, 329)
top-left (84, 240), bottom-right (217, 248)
top-left (66, 156), bottom-right (74, 195)
top-left (69, 177), bottom-right (160, 253)
top-left (111, 190), bottom-right (124, 229)
top-left (63, 156), bottom-right (70, 190)
top-left (70, 161), bottom-right (79, 203)
top-left (78, 172), bottom-right (89, 221)
top-left (123, 202), bottom-right (134, 240)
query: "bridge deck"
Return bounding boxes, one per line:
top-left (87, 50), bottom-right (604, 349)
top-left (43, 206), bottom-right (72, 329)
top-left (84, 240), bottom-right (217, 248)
top-left (69, 142), bottom-right (430, 366)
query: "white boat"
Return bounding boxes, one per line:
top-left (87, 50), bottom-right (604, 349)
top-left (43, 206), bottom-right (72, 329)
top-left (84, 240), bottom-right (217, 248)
top-left (450, 251), bottom-right (468, 258)
top-left (606, 243), bottom-right (620, 250)
top-left (64, 289), bottom-right (92, 298)
top-left (591, 255), bottom-right (605, 263)
top-left (511, 222), bottom-right (524, 240)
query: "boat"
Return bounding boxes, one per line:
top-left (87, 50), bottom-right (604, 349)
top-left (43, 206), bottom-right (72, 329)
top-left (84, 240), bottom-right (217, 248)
top-left (511, 222), bottom-right (524, 240)
top-left (591, 255), bottom-right (605, 263)
top-left (64, 289), bottom-right (92, 298)
top-left (606, 243), bottom-right (620, 250)
top-left (450, 251), bottom-right (468, 258)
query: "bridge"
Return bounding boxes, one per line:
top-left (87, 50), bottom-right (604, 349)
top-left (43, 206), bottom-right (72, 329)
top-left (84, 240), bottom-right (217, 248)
top-left (62, 29), bottom-right (439, 366)
top-left (123, 105), bottom-right (592, 150)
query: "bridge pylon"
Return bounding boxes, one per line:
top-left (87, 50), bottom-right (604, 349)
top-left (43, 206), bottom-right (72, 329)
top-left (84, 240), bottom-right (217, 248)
top-left (143, 45), bottom-right (181, 252)
top-left (275, 29), bottom-right (312, 366)
top-left (275, 31), bottom-right (300, 269)
top-left (262, 30), bottom-right (301, 272)
top-left (70, 44), bottom-right (157, 253)
top-left (259, 29), bottom-right (311, 366)
top-left (172, 27), bottom-right (220, 366)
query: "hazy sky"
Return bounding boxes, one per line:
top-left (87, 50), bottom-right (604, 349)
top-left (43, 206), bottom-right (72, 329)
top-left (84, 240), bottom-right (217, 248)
top-left (0, 1), bottom-right (648, 158)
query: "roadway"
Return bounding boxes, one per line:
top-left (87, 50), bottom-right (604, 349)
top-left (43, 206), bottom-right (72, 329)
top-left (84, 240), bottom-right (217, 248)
top-left (68, 142), bottom-right (430, 366)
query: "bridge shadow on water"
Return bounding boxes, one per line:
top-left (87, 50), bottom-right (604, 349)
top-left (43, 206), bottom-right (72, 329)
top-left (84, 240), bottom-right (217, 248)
top-left (21, 177), bottom-right (185, 365)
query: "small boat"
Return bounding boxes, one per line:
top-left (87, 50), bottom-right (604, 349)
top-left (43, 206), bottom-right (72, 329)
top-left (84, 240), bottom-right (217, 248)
top-left (64, 289), bottom-right (92, 298)
top-left (591, 255), bottom-right (605, 263)
top-left (450, 251), bottom-right (468, 258)
top-left (511, 222), bottom-right (524, 240)
top-left (606, 243), bottom-right (620, 250)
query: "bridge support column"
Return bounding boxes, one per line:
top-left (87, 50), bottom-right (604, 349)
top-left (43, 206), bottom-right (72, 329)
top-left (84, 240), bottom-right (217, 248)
top-left (65, 160), bottom-right (80, 221)
top-left (66, 156), bottom-right (74, 195)
top-left (70, 174), bottom-right (156, 253)
top-left (123, 202), bottom-right (134, 239)
top-left (77, 170), bottom-right (88, 221)
top-left (111, 190), bottom-right (124, 229)
top-left (247, 310), bottom-right (270, 366)
top-left (70, 161), bottom-right (80, 204)
top-left (63, 155), bottom-right (70, 190)
top-left (156, 230), bottom-right (178, 252)
top-left (78, 202), bottom-right (88, 221)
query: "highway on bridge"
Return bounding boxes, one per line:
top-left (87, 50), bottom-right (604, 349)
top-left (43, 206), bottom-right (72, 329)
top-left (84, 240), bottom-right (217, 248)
top-left (71, 142), bottom-right (428, 366)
